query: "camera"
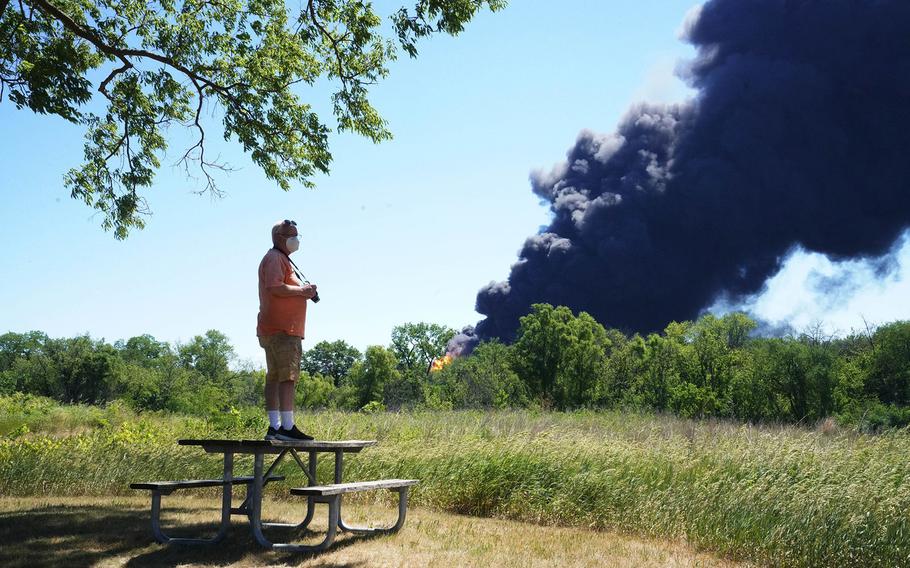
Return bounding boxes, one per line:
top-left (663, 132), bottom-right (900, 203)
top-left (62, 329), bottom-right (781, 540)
top-left (312, 292), bottom-right (321, 303)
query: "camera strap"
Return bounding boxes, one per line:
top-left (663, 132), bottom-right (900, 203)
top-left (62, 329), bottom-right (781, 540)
top-left (273, 247), bottom-right (309, 284)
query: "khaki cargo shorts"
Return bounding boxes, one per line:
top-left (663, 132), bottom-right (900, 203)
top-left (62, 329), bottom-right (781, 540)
top-left (259, 333), bottom-right (302, 383)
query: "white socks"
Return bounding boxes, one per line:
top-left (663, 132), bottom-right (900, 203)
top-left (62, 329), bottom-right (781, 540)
top-left (268, 411), bottom-right (296, 430)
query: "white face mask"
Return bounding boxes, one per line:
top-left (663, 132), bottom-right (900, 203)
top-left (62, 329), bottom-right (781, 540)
top-left (286, 236), bottom-right (300, 253)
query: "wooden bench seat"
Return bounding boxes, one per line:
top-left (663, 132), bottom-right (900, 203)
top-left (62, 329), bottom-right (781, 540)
top-left (290, 479), bottom-right (418, 497)
top-left (130, 475), bottom-right (285, 545)
top-left (131, 475), bottom-right (284, 494)
top-left (289, 478), bottom-right (419, 539)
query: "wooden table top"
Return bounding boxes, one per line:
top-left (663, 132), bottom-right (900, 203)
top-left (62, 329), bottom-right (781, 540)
top-left (178, 439), bottom-right (377, 453)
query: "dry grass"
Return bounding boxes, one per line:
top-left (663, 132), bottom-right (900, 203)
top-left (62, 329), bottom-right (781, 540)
top-left (9, 406), bottom-right (904, 565)
top-left (0, 495), bottom-right (748, 568)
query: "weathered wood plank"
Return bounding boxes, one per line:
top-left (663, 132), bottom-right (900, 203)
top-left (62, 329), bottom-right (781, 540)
top-left (289, 479), bottom-right (419, 496)
top-left (177, 439), bottom-right (376, 454)
top-left (130, 475), bottom-right (284, 491)
top-left (268, 440), bottom-right (376, 450)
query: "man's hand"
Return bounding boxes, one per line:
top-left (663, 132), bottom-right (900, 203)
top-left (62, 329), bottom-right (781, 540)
top-left (266, 282), bottom-right (316, 299)
top-left (301, 284), bottom-right (318, 300)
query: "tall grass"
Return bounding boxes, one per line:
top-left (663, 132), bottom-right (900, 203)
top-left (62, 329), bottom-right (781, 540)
top-left (2, 395), bottom-right (909, 567)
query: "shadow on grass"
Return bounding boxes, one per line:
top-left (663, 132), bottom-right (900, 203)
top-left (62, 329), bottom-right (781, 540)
top-left (0, 502), bottom-right (375, 568)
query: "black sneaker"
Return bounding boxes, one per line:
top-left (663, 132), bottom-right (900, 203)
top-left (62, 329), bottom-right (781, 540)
top-left (264, 426), bottom-right (280, 441)
top-left (275, 424), bottom-right (314, 442)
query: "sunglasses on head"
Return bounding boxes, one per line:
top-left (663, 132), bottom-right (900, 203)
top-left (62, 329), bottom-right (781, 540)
top-left (284, 219), bottom-right (297, 226)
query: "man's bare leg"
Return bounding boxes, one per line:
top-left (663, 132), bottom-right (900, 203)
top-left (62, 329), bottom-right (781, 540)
top-left (264, 382), bottom-right (282, 438)
top-left (265, 382), bottom-right (280, 410)
top-left (275, 380), bottom-right (312, 439)
top-left (278, 380), bottom-right (296, 412)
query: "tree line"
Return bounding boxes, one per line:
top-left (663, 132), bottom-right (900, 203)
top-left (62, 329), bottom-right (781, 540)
top-left (3, 306), bottom-right (910, 429)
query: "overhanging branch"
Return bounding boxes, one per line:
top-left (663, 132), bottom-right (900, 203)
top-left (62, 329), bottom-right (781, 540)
top-left (30, 0), bottom-right (241, 196)
top-left (307, 0), bottom-right (358, 86)
top-left (29, 0), bottom-right (238, 104)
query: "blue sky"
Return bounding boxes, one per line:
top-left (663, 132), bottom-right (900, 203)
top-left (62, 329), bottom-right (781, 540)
top-left (2, 0), bottom-right (908, 366)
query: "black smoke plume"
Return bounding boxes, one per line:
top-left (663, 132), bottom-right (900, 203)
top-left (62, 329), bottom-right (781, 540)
top-left (473, 0), bottom-right (910, 344)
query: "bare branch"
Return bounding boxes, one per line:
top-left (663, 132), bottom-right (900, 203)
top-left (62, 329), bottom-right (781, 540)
top-left (98, 61), bottom-right (132, 98)
top-left (173, 78), bottom-right (231, 196)
top-left (861, 315), bottom-right (877, 351)
top-left (103, 132), bottom-right (128, 162)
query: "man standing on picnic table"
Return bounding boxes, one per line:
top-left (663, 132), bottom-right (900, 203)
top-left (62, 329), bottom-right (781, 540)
top-left (258, 219), bottom-right (318, 441)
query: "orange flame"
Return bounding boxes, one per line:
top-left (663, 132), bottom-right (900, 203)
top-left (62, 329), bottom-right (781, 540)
top-left (430, 354), bottom-right (453, 372)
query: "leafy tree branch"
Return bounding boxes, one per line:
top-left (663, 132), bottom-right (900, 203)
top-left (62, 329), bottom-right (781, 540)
top-left (1, 0), bottom-right (504, 238)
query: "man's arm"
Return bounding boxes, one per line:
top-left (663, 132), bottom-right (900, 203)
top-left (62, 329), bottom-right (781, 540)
top-left (262, 253), bottom-right (317, 299)
top-left (267, 283), bottom-right (317, 299)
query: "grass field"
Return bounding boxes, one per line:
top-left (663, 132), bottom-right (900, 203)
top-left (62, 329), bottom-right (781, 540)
top-left (0, 496), bottom-right (747, 567)
top-left (2, 395), bottom-right (909, 567)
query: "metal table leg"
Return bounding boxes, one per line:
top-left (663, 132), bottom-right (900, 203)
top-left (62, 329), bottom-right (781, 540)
top-left (259, 449), bottom-right (317, 530)
top-left (150, 451), bottom-right (235, 544)
top-left (249, 451), bottom-right (338, 552)
top-left (301, 451), bottom-right (317, 528)
top-left (236, 449), bottom-right (287, 516)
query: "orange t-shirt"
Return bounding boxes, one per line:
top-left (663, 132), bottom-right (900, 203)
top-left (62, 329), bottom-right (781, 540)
top-left (257, 249), bottom-right (307, 338)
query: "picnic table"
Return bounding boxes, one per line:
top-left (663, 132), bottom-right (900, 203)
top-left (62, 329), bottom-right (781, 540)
top-left (130, 438), bottom-right (418, 552)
